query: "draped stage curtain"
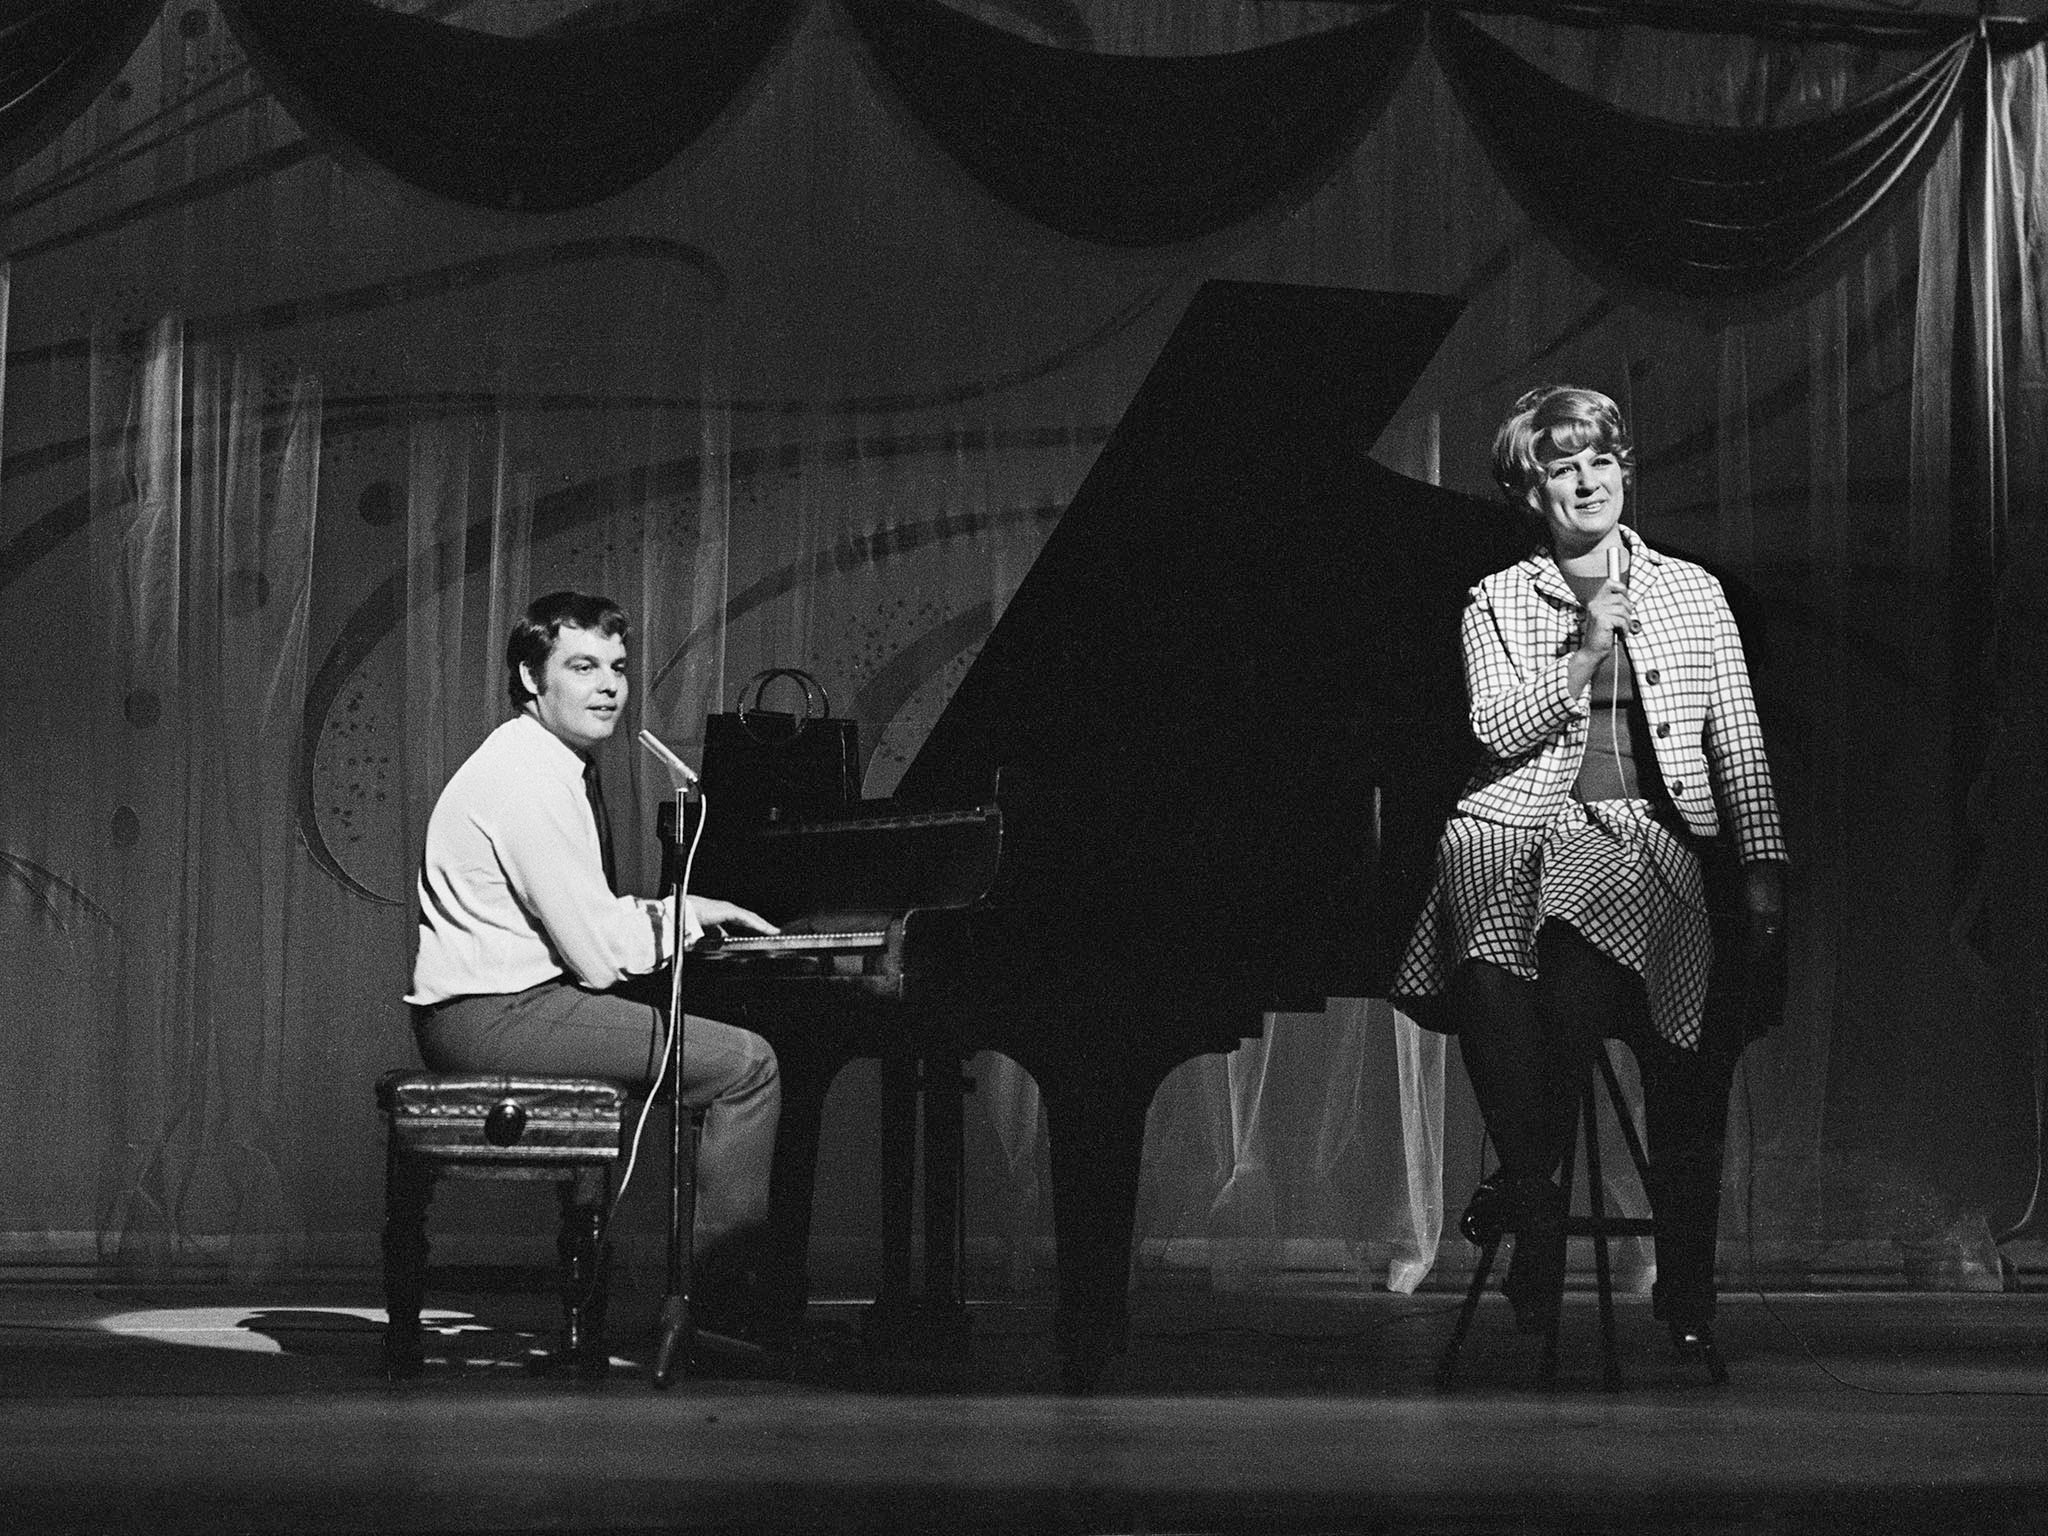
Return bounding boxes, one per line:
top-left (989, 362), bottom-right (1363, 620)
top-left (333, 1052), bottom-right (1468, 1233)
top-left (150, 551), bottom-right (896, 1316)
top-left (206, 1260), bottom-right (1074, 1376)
top-left (1430, 12), bottom-right (1978, 323)
top-left (214, 0), bottom-right (799, 213)
top-left (837, 0), bottom-right (1425, 246)
top-left (2, 0), bottom-right (2044, 1296)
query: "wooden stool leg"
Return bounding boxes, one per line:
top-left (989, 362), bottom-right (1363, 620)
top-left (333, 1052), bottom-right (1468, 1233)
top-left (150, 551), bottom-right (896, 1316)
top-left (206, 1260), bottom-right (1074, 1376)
top-left (556, 1168), bottom-right (611, 1380)
top-left (381, 1143), bottom-right (434, 1379)
top-left (1583, 1071), bottom-right (1622, 1390)
top-left (1434, 1237), bottom-right (1500, 1391)
top-left (1538, 1109), bottom-right (1580, 1388)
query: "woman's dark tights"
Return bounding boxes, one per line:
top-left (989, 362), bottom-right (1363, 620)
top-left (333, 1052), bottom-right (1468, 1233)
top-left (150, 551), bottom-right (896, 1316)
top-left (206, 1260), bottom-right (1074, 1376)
top-left (1452, 924), bottom-right (1629, 1182)
top-left (1452, 922), bottom-right (1739, 1324)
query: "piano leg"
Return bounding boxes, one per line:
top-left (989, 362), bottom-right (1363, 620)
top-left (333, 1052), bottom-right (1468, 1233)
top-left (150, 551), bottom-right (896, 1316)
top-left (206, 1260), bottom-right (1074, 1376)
top-left (1040, 1069), bottom-right (1160, 1394)
top-left (878, 1039), bottom-right (918, 1313)
top-left (921, 1047), bottom-right (968, 1316)
top-left (756, 1046), bottom-right (843, 1344)
top-left (866, 1038), bottom-right (972, 1354)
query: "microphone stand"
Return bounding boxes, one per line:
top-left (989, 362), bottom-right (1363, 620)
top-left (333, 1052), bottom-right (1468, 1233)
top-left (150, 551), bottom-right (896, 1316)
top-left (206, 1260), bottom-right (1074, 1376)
top-left (651, 784), bottom-right (763, 1388)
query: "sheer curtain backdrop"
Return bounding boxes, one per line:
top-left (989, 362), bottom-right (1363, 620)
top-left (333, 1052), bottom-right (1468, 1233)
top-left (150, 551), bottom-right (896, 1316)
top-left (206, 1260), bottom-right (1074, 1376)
top-left (1, 0), bottom-right (2043, 1295)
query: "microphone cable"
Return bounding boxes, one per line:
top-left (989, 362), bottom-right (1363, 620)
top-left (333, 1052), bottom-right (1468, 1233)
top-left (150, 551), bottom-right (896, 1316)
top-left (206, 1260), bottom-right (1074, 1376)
top-left (566, 787), bottom-right (710, 1319)
top-left (1990, 1020), bottom-right (2045, 1245)
top-left (1734, 1049), bottom-right (2048, 1399)
top-left (616, 787), bottom-right (710, 1210)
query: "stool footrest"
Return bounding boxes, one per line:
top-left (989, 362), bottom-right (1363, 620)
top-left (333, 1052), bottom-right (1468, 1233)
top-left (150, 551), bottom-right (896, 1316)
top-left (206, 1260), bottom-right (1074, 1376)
top-left (1563, 1216), bottom-right (1655, 1238)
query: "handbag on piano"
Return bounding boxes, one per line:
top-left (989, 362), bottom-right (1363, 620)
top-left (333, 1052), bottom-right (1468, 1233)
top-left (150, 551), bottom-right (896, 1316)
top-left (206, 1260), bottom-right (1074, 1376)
top-left (701, 668), bottom-right (860, 823)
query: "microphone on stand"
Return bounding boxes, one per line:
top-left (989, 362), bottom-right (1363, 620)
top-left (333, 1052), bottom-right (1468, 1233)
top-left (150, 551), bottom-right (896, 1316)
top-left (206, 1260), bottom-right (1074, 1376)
top-left (634, 728), bottom-right (756, 1384)
top-left (639, 728), bottom-right (703, 944)
top-left (638, 729), bottom-right (700, 791)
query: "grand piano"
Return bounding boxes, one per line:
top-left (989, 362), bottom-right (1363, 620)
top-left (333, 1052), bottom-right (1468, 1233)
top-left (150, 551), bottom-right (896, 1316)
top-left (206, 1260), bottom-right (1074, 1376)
top-left (670, 280), bottom-right (1521, 1388)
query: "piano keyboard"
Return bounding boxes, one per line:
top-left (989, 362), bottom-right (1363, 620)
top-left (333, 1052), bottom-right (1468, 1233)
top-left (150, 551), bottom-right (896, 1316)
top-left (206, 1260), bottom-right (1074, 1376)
top-left (699, 930), bottom-right (890, 958)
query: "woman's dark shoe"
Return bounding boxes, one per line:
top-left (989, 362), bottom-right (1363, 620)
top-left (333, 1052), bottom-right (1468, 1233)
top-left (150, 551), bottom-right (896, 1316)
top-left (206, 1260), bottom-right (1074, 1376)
top-left (1498, 1175), bottom-right (1567, 1336)
top-left (1666, 1320), bottom-right (1714, 1357)
top-left (1666, 1318), bottom-right (1730, 1382)
top-left (1459, 1171), bottom-right (1513, 1245)
top-left (1651, 1281), bottom-right (1714, 1328)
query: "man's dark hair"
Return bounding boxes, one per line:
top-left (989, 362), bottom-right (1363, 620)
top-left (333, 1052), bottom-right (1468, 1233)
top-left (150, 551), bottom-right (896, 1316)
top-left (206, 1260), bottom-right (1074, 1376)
top-left (506, 591), bottom-right (630, 708)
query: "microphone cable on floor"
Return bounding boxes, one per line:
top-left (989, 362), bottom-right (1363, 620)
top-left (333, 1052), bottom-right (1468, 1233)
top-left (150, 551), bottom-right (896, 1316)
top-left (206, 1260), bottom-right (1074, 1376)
top-left (1734, 1052), bottom-right (2048, 1400)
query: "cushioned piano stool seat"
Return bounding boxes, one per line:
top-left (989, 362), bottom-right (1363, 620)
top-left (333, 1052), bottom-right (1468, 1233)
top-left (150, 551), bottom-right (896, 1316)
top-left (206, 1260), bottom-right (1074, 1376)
top-left (376, 1070), bottom-right (629, 1380)
top-left (1434, 1045), bottom-right (1726, 1391)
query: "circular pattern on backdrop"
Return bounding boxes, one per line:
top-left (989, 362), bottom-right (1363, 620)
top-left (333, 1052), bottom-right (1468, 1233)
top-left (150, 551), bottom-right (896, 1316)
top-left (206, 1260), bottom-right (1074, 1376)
top-left (357, 480), bottom-right (398, 527)
top-left (227, 569), bottom-right (271, 615)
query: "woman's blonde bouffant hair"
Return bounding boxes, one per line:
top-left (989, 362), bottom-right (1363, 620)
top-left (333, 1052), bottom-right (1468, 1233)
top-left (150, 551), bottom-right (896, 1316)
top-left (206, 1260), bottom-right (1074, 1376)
top-left (1491, 386), bottom-right (1635, 520)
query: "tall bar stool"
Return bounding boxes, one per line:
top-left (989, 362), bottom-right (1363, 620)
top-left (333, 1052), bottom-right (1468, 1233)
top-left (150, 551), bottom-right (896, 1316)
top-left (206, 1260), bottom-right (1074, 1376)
top-left (1435, 1045), bottom-right (1724, 1390)
top-left (376, 1071), bottom-right (629, 1380)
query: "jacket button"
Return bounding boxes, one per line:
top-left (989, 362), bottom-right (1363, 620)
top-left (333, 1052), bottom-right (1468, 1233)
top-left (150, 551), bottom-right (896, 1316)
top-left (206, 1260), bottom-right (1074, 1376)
top-left (1670, 780), bottom-right (1685, 795)
top-left (1645, 669), bottom-right (1660, 684)
top-left (1656, 722), bottom-right (1671, 737)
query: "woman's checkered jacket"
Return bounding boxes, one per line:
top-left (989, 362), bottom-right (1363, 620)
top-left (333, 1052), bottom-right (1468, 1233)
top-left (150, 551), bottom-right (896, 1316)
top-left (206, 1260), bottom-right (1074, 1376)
top-left (1453, 525), bottom-right (1787, 866)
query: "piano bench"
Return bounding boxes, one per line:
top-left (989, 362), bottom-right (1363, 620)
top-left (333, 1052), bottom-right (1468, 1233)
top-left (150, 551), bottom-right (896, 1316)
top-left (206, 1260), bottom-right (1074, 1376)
top-left (375, 1069), bottom-right (629, 1381)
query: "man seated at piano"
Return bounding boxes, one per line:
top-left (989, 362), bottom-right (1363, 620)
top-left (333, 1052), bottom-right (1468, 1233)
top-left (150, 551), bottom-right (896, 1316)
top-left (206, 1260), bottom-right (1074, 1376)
top-left (1393, 386), bottom-right (1788, 1360)
top-left (405, 590), bottom-right (783, 1325)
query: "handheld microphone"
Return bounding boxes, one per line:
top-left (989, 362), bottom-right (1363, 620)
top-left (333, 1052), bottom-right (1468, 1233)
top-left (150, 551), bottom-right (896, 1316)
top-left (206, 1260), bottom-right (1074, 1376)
top-left (1606, 545), bottom-right (1625, 650)
top-left (637, 729), bottom-right (700, 791)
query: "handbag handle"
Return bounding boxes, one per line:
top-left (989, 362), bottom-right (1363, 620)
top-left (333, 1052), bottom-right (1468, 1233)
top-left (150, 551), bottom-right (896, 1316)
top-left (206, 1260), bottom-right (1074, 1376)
top-left (734, 668), bottom-right (831, 745)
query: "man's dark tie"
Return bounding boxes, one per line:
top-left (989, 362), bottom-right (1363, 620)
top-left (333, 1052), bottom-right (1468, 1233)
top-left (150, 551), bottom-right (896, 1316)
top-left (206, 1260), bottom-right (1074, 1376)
top-left (583, 757), bottom-right (619, 894)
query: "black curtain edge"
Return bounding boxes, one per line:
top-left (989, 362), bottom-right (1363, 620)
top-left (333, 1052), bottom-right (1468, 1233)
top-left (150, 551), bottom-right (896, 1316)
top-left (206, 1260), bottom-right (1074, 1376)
top-left (0, 0), bottom-right (165, 184)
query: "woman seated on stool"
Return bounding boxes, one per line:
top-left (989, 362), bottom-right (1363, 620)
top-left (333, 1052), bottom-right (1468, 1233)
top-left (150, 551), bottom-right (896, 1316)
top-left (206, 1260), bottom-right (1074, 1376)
top-left (1394, 385), bottom-right (1788, 1357)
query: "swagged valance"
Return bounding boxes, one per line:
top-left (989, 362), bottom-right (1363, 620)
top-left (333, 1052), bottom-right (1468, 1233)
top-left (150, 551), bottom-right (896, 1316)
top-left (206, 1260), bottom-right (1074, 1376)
top-left (6, 1), bottom-right (2046, 322)
top-left (836, 0), bottom-right (1425, 247)
top-left (1431, 10), bottom-right (1981, 322)
top-left (212, 0), bottom-right (799, 213)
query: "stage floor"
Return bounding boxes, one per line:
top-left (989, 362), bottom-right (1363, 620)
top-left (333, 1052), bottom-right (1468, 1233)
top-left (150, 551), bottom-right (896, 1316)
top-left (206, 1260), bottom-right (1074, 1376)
top-left (3, 1279), bottom-right (2045, 1534)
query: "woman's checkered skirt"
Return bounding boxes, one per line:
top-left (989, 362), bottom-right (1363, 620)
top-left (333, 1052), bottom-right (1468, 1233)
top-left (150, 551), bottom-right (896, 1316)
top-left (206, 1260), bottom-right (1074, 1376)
top-left (1394, 798), bottom-right (1714, 1050)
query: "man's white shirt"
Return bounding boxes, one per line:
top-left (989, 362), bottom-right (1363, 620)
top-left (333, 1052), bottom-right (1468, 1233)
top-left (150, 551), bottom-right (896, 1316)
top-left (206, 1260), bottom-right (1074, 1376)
top-left (408, 714), bottom-right (672, 1005)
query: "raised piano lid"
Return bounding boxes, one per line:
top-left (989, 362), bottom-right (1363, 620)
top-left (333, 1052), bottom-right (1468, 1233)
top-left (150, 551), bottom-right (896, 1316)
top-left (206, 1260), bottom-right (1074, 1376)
top-left (892, 280), bottom-right (1519, 1025)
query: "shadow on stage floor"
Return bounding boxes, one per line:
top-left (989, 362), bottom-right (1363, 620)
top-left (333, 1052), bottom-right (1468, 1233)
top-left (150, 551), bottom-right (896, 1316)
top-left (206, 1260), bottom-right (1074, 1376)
top-left (4, 1276), bottom-right (2046, 1535)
